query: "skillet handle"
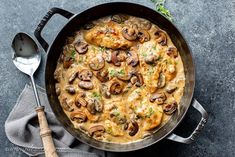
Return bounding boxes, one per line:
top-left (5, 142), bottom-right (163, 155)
top-left (34, 7), bottom-right (74, 52)
top-left (166, 99), bottom-right (208, 144)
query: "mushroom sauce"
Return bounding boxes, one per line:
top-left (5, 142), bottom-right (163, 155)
top-left (54, 14), bottom-right (185, 143)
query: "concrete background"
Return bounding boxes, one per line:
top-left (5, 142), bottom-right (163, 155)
top-left (0, 0), bottom-right (234, 156)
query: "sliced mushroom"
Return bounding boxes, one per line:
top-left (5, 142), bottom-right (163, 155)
top-left (63, 56), bottom-right (74, 69)
top-left (111, 51), bottom-right (121, 66)
top-left (132, 72), bottom-right (144, 87)
top-left (117, 72), bottom-right (132, 81)
top-left (65, 86), bottom-right (76, 94)
top-left (155, 30), bottom-right (167, 46)
top-left (78, 69), bottom-right (93, 81)
top-left (88, 125), bottom-right (105, 138)
top-left (123, 122), bottom-right (129, 130)
top-left (99, 84), bottom-right (111, 98)
top-left (130, 76), bottom-right (138, 84)
top-left (75, 95), bottom-right (88, 107)
top-left (61, 98), bottom-right (74, 112)
top-left (96, 70), bottom-right (109, 82)
top-left (83, 22), bottom-right (95, 30)
top-left (139, 19), bottom-right (152, 30)
top-left (87, 99), bottom-right (96, 114)
top-left (78, 81), bottom-right (94, 90)
top-left (126, 48), bottom-right (139, 67)
top-left (111, 14), bottom-right (128, 23)
top-left (70, 111), bottom-right (87, 123)
top-left (157, 73), bottom-right (166, 88)
top-left (122, 26), bottom-right (137, 41)
top-left (166, 46), bottom-right (178, 58)
top-left (89, 55), bottom-right (105, 71)
top-left (74, 41), bottom-right (88, 54)
top-left (137, 29), bottom-right (150, 43)
top-left (150, 92), bottom-right (166, 104)
top-left (95, 100), bottom-right (103, 113)
top-left (128, 120), bottom-right (139, 136)
top-left (110, 81), bottom-right (123, 95)
top-left (166, 84), bottom-right (177, 93)
top-left (163, 101), bottom-right (177, 115)
top-left (68, 71), bottom-right (78, 84)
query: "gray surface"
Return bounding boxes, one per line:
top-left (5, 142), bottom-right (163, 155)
top-left (0, 0), bottom-right (234, 157)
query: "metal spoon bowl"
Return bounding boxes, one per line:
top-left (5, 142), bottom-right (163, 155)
top-left (11, 32), bottom-right (58, 157)
top-left (12, 32), bottom-right (41, 76)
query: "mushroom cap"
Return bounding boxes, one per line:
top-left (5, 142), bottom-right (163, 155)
top-left (75, 95), bottom-right (88, 107)
top-left (75, 41), bottom-right (88, 54)
top-left (163, 101), bottom-right (177, 115)
top-left (78, 81), bottom-right (94, 90)
top-left (96, 70), bottom-right (109, 82)
top-left (121, 26), bottom-right (138, 41)
top-left (70, 111), bottom-right (87, 123)
top-left (78, 69), bottom-right (93, 81)
top-left (88, 124), bottom-right (105, 136)
top-left (110, 81), bottom-right (123, 95)
top-left (155, 30), bottom-right (167, 46)
top-left (137, 29), bottom-right (150, 43)
top-left (128, 120), bottom-right (139, 136)
top-left (89, 55), bottom-right (105, 71)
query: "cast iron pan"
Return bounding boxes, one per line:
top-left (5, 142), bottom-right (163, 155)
top-left (34, 2), bottom-right (208, 152)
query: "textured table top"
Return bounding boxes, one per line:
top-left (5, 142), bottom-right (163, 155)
top-left (0, 0), bottom-right (234, 157)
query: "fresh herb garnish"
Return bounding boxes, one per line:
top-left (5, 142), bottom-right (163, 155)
top-left (151, 0), bottom-right (173, 21)
top-left (141, 52), bottom-right (147, 57)
top-left (92, 91), bottom-right (101, 100)
top-left (146, 107), bottom-right (155, 118)
top-left (118, 69), bottom-right (125, 75)
top-left (109, 69), bottom-right (116, 77)
top-left (99, 46), bottom-right (106, 52)
top-left (70, 50), bottom-right (76, 60)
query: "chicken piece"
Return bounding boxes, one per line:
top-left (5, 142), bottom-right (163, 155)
top-left (143, 106), bottom-right (163, 131)
top-left (84, 21), bottom-right (134, 49)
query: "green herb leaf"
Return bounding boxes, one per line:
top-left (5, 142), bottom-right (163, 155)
top-left (92, 91), bottom-right (101, 100)
top-left (99, 46), bottom-right (106, 52)
top-left (151, 0), bottom-right (173, 21)
top-left (118, 69), bottom-right (125, 75)
top-left (70, 50), bottom-right (76, 60)
top-left (109, 69), bottom-right (117, 77)
top-left (146, 107), bottom-right (155, 118)
top-left (141, 52), bottom-right (147, 57)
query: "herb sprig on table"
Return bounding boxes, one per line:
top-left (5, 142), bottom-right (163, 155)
top-left (151, 0), bottom-right (173, 21)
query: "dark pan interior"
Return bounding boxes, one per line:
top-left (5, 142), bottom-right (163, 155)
top-left (45, 2), bottom-right (195, 152)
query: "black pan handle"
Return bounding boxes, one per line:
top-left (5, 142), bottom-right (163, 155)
top-left (34, 7), bottom-right (74, 52)
top-left (167, 99), bottom-right (208, 144)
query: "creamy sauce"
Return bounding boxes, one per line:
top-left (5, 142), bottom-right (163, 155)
top-left (54, 15), bottom-right (185, 143)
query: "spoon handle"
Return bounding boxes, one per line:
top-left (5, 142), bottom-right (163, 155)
top-left (36, 106), bottom-right (59, 157)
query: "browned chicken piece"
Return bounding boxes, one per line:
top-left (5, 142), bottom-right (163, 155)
top-left (84, 21), bottom-right (134, 50)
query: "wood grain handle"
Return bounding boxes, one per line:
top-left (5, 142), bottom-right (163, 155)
top-left (36, 106), bottom-right (58, 157)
